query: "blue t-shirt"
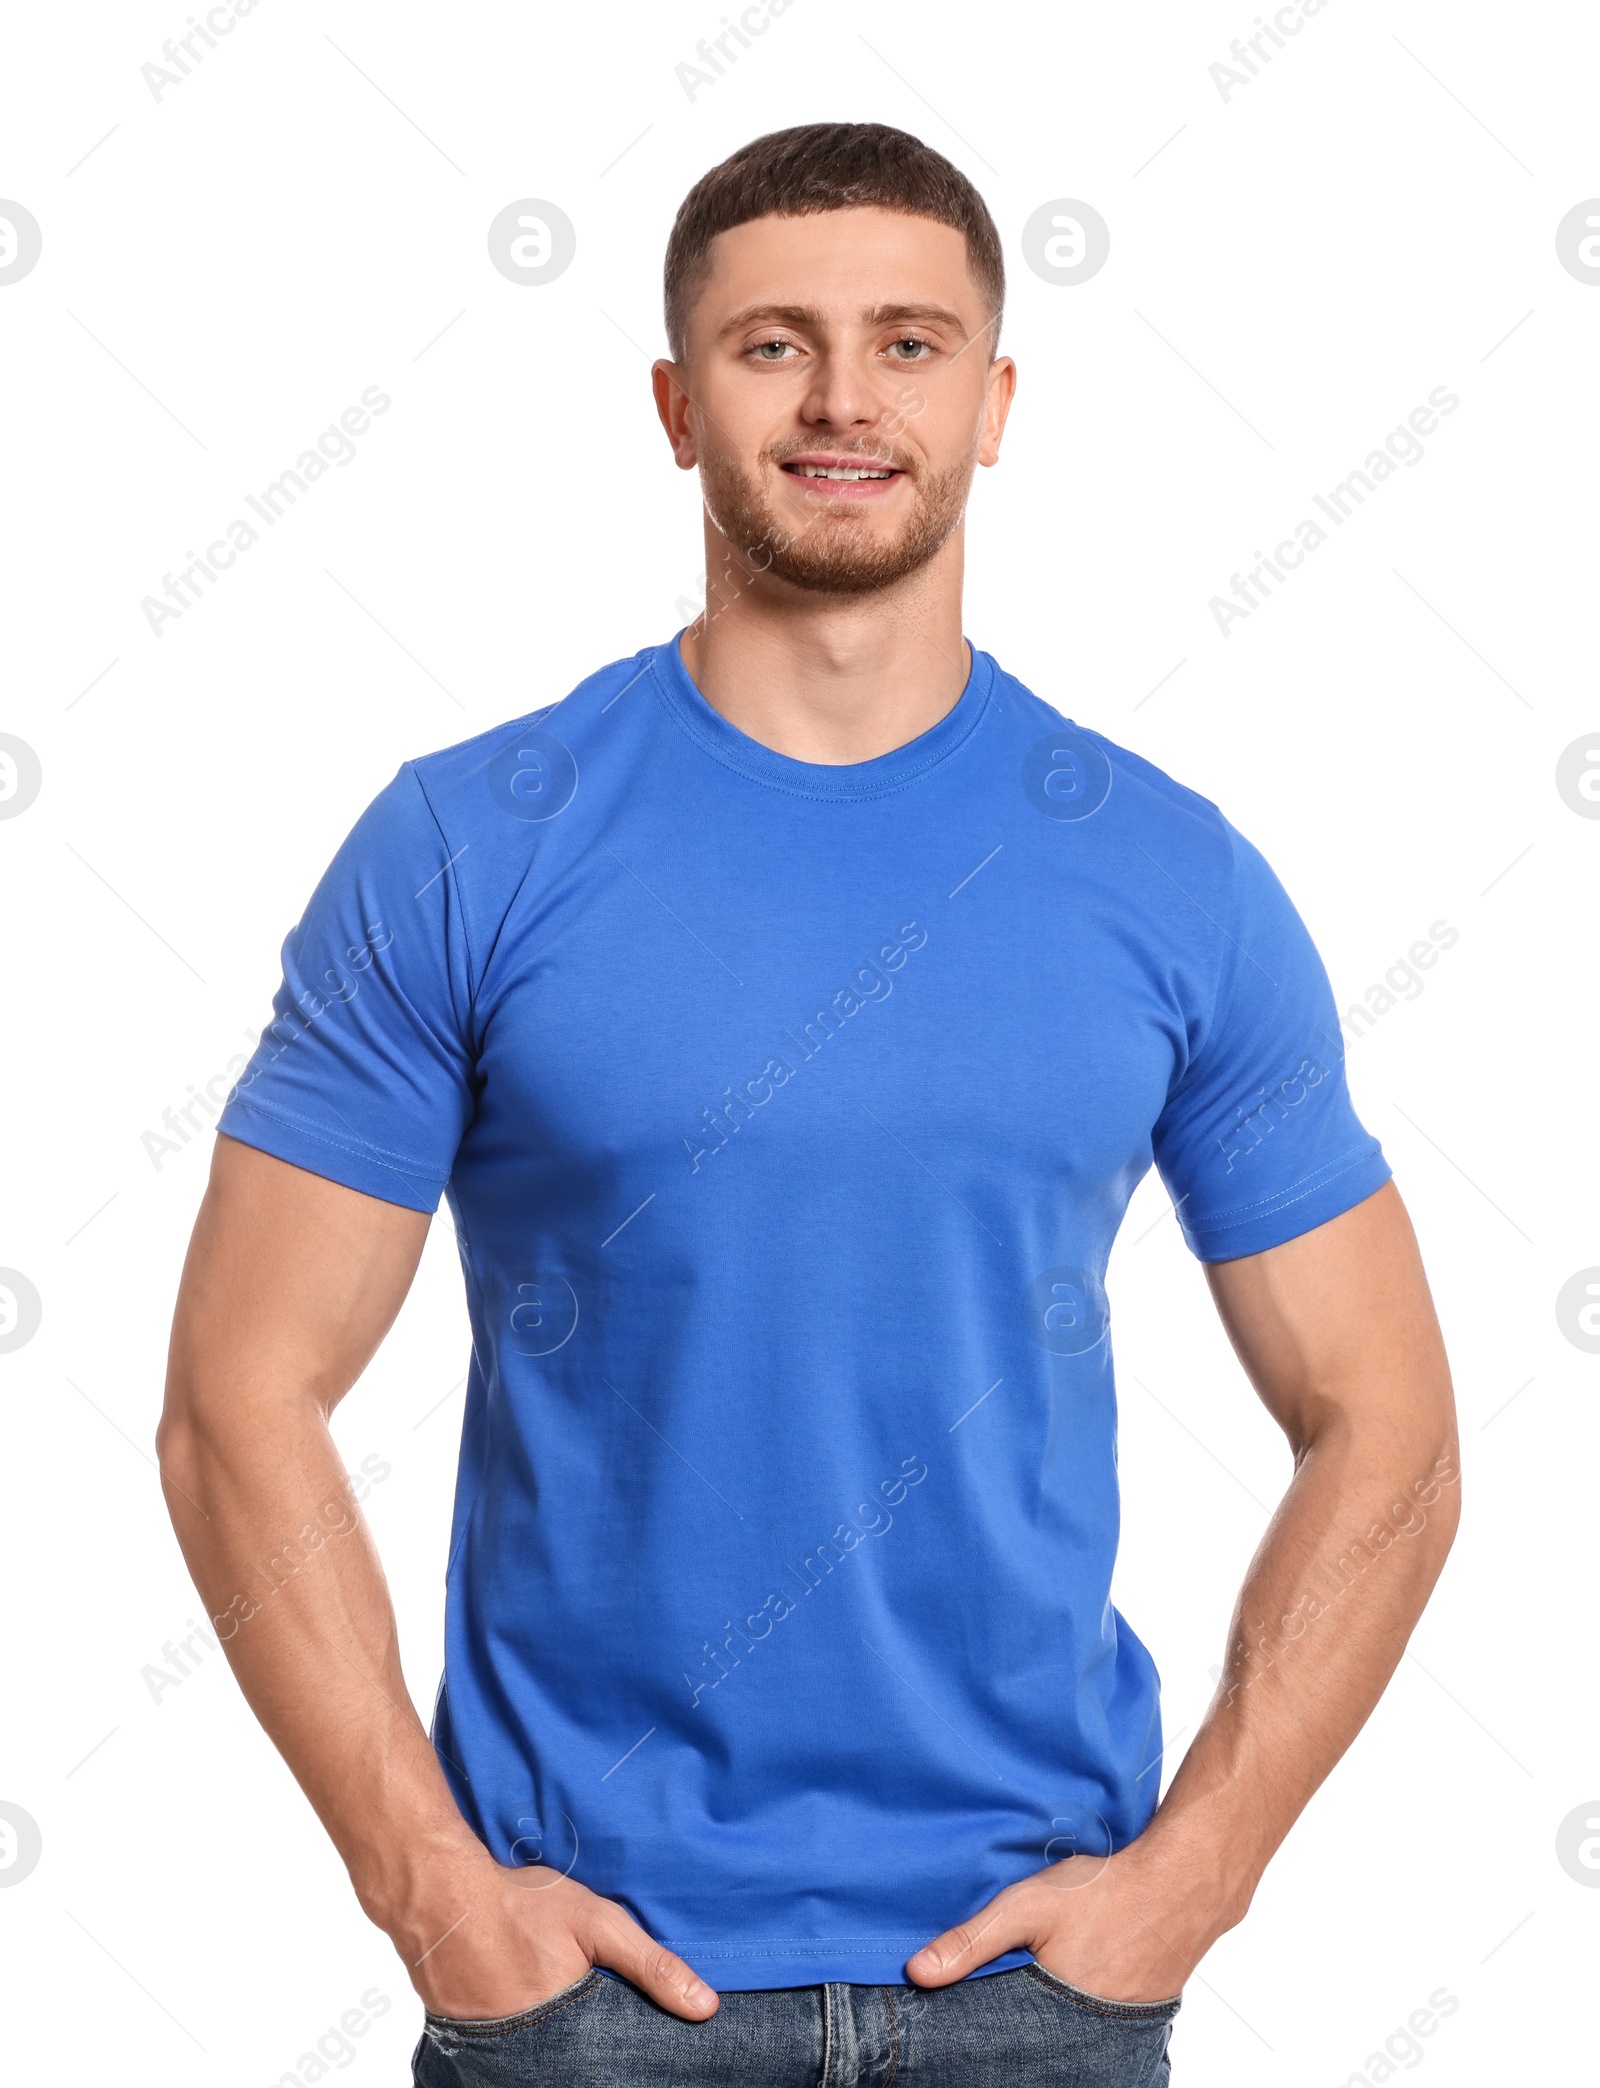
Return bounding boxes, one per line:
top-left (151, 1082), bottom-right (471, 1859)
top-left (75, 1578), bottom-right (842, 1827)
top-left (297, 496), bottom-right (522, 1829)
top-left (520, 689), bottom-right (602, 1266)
top-left (217, 635), bottom-right (1389, 1989)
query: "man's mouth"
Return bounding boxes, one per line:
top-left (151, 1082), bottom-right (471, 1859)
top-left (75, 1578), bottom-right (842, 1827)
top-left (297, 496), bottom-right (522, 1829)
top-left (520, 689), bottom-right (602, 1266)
top-left (778, 453), bottom-right (905, 498)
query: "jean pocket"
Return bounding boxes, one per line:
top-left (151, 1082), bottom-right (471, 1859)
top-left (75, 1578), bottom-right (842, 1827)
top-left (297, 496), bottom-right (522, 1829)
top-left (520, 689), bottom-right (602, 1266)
top-left (423, 1967), bottom-right (603, 2049)
top-left (1025, 1962), bottom-right (1183, 2021)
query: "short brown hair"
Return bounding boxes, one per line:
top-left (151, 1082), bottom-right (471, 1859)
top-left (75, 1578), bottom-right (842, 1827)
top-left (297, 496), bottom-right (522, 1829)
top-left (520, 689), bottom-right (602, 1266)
top-left (663, 122), bottom-right (1004, 362)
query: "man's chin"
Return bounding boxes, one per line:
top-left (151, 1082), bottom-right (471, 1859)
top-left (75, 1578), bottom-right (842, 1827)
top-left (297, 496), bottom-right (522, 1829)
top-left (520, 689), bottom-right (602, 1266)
top-left (766, 547), bottom-right (927, 596)
top-left (753, 504), bottom-right (957, 595)
top-left (771, 527), bottom-right (962, 596)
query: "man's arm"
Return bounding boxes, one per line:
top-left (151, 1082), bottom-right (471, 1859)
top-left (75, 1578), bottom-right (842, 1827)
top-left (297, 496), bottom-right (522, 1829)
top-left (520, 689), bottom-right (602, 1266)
top-left (157, 1133), bottom-right (718, 2023)
top-left (907, 1178), bottom-right (1459, 1998)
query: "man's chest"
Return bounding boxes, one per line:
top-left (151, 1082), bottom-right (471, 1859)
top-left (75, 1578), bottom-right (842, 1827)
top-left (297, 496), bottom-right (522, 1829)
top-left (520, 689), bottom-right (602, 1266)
top-left (462, 840), bottom-right (1197, 1202)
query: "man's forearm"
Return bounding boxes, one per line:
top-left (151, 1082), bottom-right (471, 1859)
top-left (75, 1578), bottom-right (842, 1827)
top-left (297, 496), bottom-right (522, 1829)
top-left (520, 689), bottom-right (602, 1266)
top-left (156, 1392), bottom-right (482, 1923)
top-left (906, 1374), bottom-right (1460, 1999)
top-left (1137, 1409), bottom-right (1461, 1932)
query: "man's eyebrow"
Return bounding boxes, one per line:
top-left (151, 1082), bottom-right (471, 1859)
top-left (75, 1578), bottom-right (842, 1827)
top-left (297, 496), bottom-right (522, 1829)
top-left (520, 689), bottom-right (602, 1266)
top-left (716, 303), bottom-right (825, 339)
top-left (716, 301), bottom-right (972, 341)
top-left (864, 303), bottom-right (970, 337)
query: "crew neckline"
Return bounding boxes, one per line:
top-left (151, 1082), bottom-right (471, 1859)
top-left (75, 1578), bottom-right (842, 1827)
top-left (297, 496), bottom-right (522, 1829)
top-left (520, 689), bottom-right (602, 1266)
top-left (647, 629), bottom-right (996, 801)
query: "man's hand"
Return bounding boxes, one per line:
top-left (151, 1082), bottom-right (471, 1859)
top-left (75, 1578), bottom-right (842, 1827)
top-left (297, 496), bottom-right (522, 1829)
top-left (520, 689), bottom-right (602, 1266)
top-left (372, 1843), bottom-right (718, 2023)
top-left (906, 1835), bottom-right (1217, 2002)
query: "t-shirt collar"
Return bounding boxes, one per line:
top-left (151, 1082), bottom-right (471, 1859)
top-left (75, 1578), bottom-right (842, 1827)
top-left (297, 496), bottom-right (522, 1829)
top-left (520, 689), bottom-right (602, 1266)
top-left (648, 627), bottom-right (995, 800)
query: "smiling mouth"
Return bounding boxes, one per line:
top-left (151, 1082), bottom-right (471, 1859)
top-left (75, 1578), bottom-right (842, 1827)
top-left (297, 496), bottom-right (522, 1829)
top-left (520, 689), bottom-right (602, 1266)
top-left (783, 462), bottom-right (899, 480)
top-left (778, 455), bottom-right (906, 498)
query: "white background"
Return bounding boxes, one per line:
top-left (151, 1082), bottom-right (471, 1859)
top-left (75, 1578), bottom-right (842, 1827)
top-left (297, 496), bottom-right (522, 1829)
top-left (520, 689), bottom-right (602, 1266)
top-left (2, 0), bottom-right (1596, 2081)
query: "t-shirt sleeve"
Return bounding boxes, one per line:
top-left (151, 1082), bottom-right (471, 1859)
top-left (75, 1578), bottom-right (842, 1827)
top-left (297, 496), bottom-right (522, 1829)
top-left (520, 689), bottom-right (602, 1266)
top-left (1151, 818), bottom-right (1391, 1262)
top-left (216, 764), bottom-right (476, 1213)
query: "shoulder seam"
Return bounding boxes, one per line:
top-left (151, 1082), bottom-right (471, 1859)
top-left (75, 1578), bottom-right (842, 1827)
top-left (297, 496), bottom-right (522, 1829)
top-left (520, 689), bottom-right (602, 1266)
top-left (1154, 812), bottom-right (1247, 1110)
top-left (399, 760), bottom-right (481, 1007)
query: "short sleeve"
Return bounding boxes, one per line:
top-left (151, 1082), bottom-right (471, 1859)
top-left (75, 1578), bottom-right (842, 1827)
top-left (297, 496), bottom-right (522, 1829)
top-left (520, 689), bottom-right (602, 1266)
top-left (1151, 820), bottom-right (1391, 1262)
top-left (216, 765), bottom-right (476, 1212)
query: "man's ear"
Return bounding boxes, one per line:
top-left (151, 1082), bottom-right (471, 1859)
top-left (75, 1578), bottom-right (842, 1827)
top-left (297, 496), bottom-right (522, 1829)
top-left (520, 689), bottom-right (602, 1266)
top-left (978, 356), bottom-right (1017, 469)
top-left (652, 361), bottom-right (699, 470)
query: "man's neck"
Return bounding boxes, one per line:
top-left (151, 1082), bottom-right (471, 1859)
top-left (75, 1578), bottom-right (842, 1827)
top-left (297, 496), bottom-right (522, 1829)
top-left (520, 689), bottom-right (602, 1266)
top-left (676, 532), bottom-right (971, 766)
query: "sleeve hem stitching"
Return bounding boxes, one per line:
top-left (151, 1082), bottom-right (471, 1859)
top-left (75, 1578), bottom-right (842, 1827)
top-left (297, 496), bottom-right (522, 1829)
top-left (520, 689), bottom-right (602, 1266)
top-left (222, 1094), bottom-right (448, 1191)
top-left (1181, 1147), bottom-right (1388, 1237)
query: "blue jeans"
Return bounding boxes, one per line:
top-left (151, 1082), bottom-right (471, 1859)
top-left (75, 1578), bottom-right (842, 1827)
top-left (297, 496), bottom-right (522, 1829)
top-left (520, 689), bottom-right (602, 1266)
top-left (412, 1964), bottom-right (1180, 2085)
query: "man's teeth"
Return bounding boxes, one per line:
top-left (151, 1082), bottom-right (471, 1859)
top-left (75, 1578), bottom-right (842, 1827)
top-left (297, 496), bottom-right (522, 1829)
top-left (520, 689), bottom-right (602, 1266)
top-left (793, 464), bottom-right (894, 479)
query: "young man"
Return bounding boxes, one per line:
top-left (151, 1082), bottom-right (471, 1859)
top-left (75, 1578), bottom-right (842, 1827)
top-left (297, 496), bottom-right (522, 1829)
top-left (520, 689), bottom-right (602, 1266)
top-left (159, 124), bottom-right (1459, 2086)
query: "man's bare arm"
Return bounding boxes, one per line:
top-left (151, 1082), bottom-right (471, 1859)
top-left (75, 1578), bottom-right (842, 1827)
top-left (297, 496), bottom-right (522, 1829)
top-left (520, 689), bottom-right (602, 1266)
top-left (157, 1133), bottom-right (718, 2022)
top-left (907, 1179), bottom-right (1460, 1996)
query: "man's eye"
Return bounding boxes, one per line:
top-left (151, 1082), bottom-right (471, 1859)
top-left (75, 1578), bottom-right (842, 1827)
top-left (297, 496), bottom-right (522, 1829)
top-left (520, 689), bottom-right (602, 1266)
top-left (752, 340), bottom-right (795, 360)
top-left (890, 338), bottom-right (931, 359)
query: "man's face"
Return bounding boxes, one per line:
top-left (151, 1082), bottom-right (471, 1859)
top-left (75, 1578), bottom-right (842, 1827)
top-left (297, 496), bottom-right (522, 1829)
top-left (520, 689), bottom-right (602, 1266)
top-left (654, 206), bottom-right (1014, 597)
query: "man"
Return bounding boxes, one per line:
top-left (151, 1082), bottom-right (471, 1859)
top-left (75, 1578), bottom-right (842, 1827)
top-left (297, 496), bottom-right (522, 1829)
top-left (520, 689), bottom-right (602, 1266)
top-left (159, 123), bottom-right (1458, 2086)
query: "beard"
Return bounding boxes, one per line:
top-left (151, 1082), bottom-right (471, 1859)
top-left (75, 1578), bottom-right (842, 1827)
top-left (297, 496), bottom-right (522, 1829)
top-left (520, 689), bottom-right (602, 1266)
top-left (698, 437), bottom-right (975, 598)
